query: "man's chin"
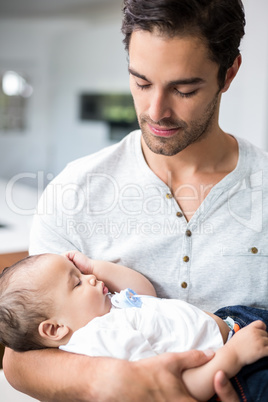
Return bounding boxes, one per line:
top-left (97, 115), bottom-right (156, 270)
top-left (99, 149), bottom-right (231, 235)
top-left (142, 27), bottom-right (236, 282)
top-left (141, 130), bottom-right (189, 156)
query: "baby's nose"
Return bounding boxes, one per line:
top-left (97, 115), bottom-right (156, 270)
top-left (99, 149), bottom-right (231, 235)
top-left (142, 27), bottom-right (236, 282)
top-left (88, 275), bottom-right (97, 286)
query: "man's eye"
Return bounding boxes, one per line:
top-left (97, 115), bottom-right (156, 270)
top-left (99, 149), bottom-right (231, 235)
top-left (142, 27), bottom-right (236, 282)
top-left (174, 88), bottom-right (198, 98)
top-left (135, 82), bottom-right (151, 90)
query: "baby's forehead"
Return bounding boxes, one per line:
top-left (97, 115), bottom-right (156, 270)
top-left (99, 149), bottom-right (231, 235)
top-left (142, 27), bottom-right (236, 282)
top-left (38, 253), bottom-right (76, 277)
top-left (15, 253), bottom-right (58, 280)
top-left (35, 253), bottom-right (68, 268)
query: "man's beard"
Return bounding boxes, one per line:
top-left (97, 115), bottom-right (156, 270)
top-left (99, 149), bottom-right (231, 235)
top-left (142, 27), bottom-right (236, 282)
top-left (138, 92), bottom-right (220, 156)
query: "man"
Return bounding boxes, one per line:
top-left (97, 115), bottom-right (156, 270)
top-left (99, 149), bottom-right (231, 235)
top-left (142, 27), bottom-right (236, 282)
top-left (4, 0), bottom-right (268, 400)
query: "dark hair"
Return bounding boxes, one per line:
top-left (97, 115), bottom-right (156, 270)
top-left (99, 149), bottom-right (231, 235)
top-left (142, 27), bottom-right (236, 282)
top-left (122, 0), bottom-right (245, 88)
top-left (0, 255), bottom-right (51, 352)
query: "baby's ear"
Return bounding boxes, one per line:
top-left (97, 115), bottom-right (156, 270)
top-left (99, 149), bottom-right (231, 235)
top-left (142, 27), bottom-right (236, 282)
top-left (38, 320), bottom-right (70, 341)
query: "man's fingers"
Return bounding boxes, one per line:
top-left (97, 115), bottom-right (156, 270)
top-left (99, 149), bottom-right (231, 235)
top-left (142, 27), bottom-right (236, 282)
top-left (172, 349), bottom-right (215, 373)
top-left (214, 371), bottom-right (239, 402)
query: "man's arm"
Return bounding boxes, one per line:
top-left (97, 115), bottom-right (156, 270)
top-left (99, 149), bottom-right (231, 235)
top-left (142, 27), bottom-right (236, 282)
top-left (3, 348), bottom-right (240, 401)
top-left (182, 320), bottom-right (268, 401)
top-left (65, 250), bottom-right (156, 296)
top-left (4, 347), bottom-right (216, 402)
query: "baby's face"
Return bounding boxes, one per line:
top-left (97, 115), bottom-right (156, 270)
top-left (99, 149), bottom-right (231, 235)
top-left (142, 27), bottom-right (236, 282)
top-left (37, 254), bottom-right (111, 332)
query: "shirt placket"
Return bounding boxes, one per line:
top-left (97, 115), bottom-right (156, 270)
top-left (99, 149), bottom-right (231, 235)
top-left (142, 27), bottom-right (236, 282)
top-left (165, 189), bottom-right (193, 299)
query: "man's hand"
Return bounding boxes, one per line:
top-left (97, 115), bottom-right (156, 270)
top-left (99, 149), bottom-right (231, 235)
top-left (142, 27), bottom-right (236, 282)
top-left (90, 350), bottom-right (215, 402)
top-left (90, 351), bottom-right (240, 402)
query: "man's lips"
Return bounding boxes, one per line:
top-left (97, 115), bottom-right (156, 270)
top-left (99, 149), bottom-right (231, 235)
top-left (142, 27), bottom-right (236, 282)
top-left (147, 123), bottom-right (180, 137)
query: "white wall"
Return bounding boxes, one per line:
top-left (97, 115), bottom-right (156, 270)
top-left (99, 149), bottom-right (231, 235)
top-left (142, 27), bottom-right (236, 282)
top-left (48, 10), bottom-right (129, 174)
top-left (0, 0), bottom-right (127, 185)
top-left (219, 0), bottom-right (268, 149)
top-left (0, 19), bottom-right (52, 181)
top-left (0, 0), bottom-right (267, 187)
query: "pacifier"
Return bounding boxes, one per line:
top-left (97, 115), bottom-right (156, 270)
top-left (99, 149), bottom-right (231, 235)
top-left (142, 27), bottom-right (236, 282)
top-left (110, 288), bottom-right (142, 309)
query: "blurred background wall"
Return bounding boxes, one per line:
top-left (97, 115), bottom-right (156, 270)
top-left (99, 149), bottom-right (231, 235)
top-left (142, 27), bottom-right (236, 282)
top-left (219, 0), bottom-right (268, 153)
top-left (0, 0), bottom-right (128, 185)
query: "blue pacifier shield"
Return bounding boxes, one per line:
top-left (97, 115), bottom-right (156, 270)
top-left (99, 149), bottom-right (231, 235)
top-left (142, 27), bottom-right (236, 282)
top-left (111, 288), bottom-right (142, 309)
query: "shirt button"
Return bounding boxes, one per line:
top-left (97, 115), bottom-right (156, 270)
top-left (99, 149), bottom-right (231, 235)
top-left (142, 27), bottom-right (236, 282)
top-left (166, 193), bottom-right (173, 199)
top-left (251, 247), bottom-right (258, 254)
top-left (183, 256), bottom-right (189, 262)
top-left (181, 282), bottom-right (188, 289)
top-left (176, 212), bottom-right (183, 218)
top-left (186, 229), bottom-right (192, 237)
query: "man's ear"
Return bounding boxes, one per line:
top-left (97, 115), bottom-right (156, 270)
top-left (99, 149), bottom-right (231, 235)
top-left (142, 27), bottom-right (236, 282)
top-left (221, 54), bottom-right (242, 93)
top-left (38, 320), bottom-right (70, 341)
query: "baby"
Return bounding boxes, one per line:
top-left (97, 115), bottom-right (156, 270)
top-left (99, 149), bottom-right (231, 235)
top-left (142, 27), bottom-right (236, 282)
top-left (0, 251), bottom-right (268, 401)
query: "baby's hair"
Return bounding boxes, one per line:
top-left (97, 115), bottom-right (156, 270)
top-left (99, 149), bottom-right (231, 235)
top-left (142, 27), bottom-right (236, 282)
top-left (0, 254), bottom-right (53, 352)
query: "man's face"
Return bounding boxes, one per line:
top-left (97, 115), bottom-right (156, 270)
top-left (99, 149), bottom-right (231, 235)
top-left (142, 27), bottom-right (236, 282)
top-left (128, 30), bottom-right (222, 156)
top-left (37, 254), bottom-right (111, 332)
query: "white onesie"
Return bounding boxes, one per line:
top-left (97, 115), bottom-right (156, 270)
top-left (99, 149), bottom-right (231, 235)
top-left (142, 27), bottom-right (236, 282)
top-left (60, 295), bottom-right (223, 361)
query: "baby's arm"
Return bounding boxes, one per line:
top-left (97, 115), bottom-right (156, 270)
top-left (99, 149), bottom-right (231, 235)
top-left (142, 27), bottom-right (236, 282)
top-left (65, 250), bottom-right (156, 296)
top-left (182, 320), bottom-right (268, 401)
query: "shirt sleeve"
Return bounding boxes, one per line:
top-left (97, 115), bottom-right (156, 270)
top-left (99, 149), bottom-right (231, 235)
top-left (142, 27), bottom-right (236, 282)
top-left (29, 213), bottom-right (76, 255)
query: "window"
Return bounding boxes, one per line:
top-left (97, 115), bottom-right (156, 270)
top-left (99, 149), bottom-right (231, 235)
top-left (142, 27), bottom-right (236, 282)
top-left (0, 71), bottom-right (33, 132)
top-left (80, 93), bottom-right (139, 141)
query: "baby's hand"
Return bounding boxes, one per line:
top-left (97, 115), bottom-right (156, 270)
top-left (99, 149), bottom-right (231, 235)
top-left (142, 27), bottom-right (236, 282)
top-left (227, 320), bottom-right (268, 367)
top-left (64, 250), bottom-right (94, 275)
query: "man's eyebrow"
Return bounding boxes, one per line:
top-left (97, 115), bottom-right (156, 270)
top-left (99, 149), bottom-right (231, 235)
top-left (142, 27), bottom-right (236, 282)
top-left (169, 77), bottom-right (205, 86)
top-left (128, 67), bottom-right (205, 86)
top-left (128, 67), bottom-right (149, 82)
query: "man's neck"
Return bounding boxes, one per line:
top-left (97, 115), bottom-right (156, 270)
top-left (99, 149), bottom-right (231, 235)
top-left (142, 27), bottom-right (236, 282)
top-left (141, 130), bottom-right (239, 221)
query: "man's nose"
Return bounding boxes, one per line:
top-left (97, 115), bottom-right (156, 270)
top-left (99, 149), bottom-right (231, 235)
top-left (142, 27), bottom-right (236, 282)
top-left (148, 89), bottom-right (172, 122)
